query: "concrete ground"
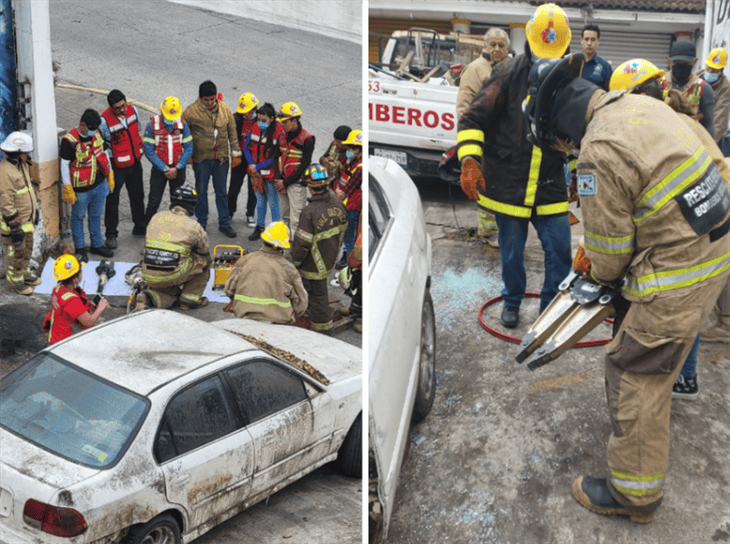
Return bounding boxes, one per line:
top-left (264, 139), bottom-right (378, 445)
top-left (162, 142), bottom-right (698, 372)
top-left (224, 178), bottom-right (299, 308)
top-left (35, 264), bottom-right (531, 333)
top-left (383, 179), bottom-right (730, 544)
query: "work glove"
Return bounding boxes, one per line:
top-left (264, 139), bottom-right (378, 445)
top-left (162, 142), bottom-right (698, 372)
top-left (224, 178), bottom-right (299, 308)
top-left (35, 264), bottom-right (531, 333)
top-left (231, 155), bottom-right (242, 169)
top-left (63, 184), bottom-right (77, 205)
top-left (460, 157), bottom-right (485, 201)
top-left (107, 170), bottom-right (115, 193)
top-left (573, 245), bottom-right (592, 275)
top-left (252, 172), bottom-right (265, 193)
top-left (10, 225), bottom-right (25, 245)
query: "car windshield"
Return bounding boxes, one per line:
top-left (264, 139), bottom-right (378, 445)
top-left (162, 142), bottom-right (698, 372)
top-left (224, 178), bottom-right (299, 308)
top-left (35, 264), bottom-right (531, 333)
top-left (0, 354), bottom-right (148, 468)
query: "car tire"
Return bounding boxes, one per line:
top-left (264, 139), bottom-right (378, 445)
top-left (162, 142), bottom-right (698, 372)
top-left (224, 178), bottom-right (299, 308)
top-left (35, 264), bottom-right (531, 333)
top-left (338, 412), bottom-right (362, 478)
top-left (412, 290), bottom-right (436, 423)
top-left (124, 513), bottom-right (181, 544)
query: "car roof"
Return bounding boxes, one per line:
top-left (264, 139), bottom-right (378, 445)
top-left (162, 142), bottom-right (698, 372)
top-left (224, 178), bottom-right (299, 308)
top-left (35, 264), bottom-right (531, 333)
top-left (50, 310), bottom-right (256, 396)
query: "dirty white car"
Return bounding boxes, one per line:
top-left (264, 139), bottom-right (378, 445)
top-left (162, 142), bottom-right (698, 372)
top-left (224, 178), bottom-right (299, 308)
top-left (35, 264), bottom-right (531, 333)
top-left (0, 310), bottom-right (361, 544)
top-left (368, 156), bottom-right (436, 542)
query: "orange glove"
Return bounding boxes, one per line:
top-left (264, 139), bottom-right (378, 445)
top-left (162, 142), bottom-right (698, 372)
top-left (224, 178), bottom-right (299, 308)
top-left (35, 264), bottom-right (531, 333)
top-left (224, 300), bottom-right (234, 312)
top-left (231, 155), bottom-right (242, 169)
top-left (573, 245), bottom-right (592, 275)
top-left (62, 184), bottom-right (77, 205)
top-left (460, 157), bottom-right (485, 201)
top-left (252, 172), bottom-right (265, 193)
top-left (107, 170), bottom-right (115, 193)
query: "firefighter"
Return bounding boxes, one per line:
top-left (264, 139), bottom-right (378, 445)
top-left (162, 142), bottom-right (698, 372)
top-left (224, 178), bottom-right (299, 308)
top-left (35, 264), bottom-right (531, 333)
top-left (143, 96), bottom-right (194, 225)
top-left (290, 164), bottom-right (347, 334)
top-left (99, 89), bottom-right (146, 247)
top-left (0, 131), bottom-right (40, 295)
top-left (333, 129), bottom-right (363, 270)
top-left (275, 101), bottom-right (315, 234)
top-left (457, 3), bottom-right (573, 328)
top-left (224, 221), bottom-right (308, 323)
top-left (524, 53), bottom-right (730, 522)
top-left (136, 185), bottom-right (212, 311)
top-left (43, 254), bottom-right (110, 344)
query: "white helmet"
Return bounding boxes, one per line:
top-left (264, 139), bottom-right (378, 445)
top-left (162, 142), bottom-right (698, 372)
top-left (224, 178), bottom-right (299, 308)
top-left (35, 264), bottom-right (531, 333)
top-left (0, 131), bottom-right (33, 153)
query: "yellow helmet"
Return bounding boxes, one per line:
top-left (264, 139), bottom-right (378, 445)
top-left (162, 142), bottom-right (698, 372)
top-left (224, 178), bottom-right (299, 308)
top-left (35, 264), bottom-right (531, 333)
top-left (277, 102), bottom-right (303, 120)
top-left (343, 129), bottom-right (363, 146)
top-left (706, 47), bottom-right (728, 70)
top-left (53, 254), bottom-right (83, 281)
top-left (261, 221), bottom-right (291, 249)
top-left (237, 92), bottom-right (259, 114)
top-left (160, 96), bottom-right (182, 122)
top-left (610, 59), bottom-right (665, 92)
top-left (525, 3), bottom-right (572, 59)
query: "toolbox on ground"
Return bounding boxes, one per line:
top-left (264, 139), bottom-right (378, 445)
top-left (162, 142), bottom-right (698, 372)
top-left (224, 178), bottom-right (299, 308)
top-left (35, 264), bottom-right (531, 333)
top-left (212, 245), bottom-right (244, 289)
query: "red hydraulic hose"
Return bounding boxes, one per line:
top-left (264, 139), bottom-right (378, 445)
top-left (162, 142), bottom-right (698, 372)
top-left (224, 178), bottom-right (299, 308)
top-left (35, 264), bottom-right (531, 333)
top-left (478, 292), bottom-right (613, 348)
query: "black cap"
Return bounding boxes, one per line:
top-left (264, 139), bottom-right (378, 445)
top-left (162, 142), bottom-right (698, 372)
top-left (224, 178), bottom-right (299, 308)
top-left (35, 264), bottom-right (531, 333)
top-left (669, 40), bottom-right (696, 62)
top-left (334, 125), bottom-right (352, 140)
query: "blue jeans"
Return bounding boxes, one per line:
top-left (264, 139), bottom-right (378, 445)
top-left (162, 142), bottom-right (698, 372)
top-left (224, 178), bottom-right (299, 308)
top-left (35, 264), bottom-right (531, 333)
top-left (680, 334), bottom-right (701, 378)
top-left (193, 160), bottom-right (231, 228)
top-left (71, 181), bottom-right (108, 250)
top-left (496, 213), bottom-right (572, 313)
top-left (344, 210), bottom-right (360, 256)
top-left (255, 181), bottom-right (281, 228)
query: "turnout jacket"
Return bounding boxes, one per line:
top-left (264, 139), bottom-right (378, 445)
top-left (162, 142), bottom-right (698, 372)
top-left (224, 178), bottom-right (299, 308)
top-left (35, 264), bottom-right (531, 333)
top-left (457, 54), bottom-right (568, 220)
top-left (578, 91), bottom-right (730, 309)
top-left (142, 206), bottom-right (210, 285)
top-left (224, 245), bottom-right (308, 324)
top-left (290, 191), bottom-right (347, 280)
top-left (0, 156), bottom-right (38, 236)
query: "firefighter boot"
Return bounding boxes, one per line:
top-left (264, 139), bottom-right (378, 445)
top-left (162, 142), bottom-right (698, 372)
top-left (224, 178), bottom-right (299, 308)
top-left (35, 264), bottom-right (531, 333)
top-left (572, 476), bottom-right (657, 523)
top-left (24, 272), bottom-right (42, 286)
top-left (700, 315), bottom-right (729, 344)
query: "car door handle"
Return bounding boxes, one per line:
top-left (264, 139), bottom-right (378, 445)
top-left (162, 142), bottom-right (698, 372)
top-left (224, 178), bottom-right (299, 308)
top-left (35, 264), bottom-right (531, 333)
top-left (172, 474), bottom-right (190, 485)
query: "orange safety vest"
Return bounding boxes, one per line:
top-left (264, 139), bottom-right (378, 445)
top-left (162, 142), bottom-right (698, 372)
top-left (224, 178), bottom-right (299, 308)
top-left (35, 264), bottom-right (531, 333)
top-left (151, 115), bottom-right (186, 167)
top-left (101, 105), bottom-right (143, 168)
top-left (63, 128), bottom-right (110, 188)
top-left (280, 127), bottom-right (314, 181)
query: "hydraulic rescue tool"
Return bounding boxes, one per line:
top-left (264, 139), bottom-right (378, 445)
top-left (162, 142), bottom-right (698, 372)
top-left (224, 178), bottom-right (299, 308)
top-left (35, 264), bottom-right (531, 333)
top-left (515, 270), bottom-right (622, 371)
top-left (94, 260), bottom-right (116, 304)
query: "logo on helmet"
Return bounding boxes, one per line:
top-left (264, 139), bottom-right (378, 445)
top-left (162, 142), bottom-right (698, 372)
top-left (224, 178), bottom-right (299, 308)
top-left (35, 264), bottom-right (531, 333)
top-left (713, 55), bottom-right (721, 65)
top-left (64, 261), bottom-right (74, 271)
top-left (624, 62), bottom-right (641, 75)
top-left (541, 22), bottom-right (557, 45)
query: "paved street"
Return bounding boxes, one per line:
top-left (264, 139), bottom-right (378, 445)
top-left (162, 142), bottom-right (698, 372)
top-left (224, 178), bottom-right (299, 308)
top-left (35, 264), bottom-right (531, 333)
top-left (383, 177), bottom-right (730, 544)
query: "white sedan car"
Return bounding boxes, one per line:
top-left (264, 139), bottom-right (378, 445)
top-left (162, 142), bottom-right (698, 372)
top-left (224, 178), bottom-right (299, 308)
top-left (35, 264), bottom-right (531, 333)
top-left (0, 310), bottom-right (361, 544)
top-left (368, 156), bottom-right (436, 542)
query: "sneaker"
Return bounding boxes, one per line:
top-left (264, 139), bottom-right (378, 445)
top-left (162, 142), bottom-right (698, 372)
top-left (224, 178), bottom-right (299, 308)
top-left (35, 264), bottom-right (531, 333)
top-left (76, 249), bottom-right (89, 263)
top-left (247, 216), bottom-right (256, 228)
top-left (500, 305), bottom-right (519, 328)
top-left (335, 253), bottom-right (348, 270)
top-left (179, 296), bottom-right (209, 311)
top-left (105, 236), bottom-right (117, 249)
top-left (24, 273), bottom-right (42, 286)
top-left (219, 225), bottom-right (237, 238)
top-left (572, 475), bottom-right (656, 523)
top-left (90, 246), bottom-right (114, 258)
top-left (672, 374), bottom-right (699, 400)
top-left (248, 226), bottom-right (263, 241)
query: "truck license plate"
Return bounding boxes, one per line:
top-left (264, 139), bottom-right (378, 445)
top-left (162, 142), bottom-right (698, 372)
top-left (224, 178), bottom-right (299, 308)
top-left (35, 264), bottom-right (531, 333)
top-left (373, 148), bottom-right (407, 166)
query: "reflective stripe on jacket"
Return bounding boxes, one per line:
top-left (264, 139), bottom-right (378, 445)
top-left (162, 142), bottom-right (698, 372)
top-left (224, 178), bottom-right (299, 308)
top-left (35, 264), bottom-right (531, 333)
top-left (281, 127), bottom-right (315, 181)
top-left (63, 129), bottom-right (110, 188)
top-left (0, 156), bottom-right (38, 233)
top-left (147, 115), bottom-right (187, 167)
top-left (101, 105), bottom-right (143, 168)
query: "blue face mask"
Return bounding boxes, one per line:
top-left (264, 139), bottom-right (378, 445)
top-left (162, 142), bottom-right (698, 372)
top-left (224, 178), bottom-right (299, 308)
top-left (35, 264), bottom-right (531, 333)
top-left (345, 150), bottom-right (355, 161)
top-left (258, 121), bottom-right (269, 130)
top-left (702, 72), bottom-right (720, 83)
top-left (85, 129), bottom-right (96, 138)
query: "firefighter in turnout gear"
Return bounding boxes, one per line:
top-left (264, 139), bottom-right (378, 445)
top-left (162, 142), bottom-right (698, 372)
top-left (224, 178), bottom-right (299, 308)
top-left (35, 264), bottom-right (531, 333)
top-left (138, 186), bottom-right (212, 311)
top-left (0, 132), bottom-right (40, 295)
top-left (290, 164), bottom-right (347, 334)
top-left (224, 221), bottom-right (308, 323)
top-left (524, 53), bottom-right (730, 522)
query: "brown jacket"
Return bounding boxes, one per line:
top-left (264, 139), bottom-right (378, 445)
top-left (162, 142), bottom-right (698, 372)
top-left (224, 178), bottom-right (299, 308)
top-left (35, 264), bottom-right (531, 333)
top-left (224, 244), bottom-right (308, 323)
top-left (142, 206), bottom-right (210, 285)
top-left (290, 190), bottom-right (347, 280)
top-left (578, 91), bottom-right (730, 317)
top-left (0, 156), bottom-right (38, 232)
top-left (182, 99), bottom-right (240, 163)
top-left (456, 54), bottom-right (492, 120)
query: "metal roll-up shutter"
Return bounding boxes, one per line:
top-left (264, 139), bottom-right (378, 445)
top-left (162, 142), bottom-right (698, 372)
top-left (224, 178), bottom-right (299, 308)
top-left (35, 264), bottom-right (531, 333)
top-left (569, 30), bottom-right (674, 74)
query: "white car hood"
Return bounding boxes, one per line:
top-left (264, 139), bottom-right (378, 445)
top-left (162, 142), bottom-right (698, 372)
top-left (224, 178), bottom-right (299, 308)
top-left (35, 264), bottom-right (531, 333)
top-left (0, 428), bottom-right (99, 490)
top-left (212, 319), bottom-right (362, 385)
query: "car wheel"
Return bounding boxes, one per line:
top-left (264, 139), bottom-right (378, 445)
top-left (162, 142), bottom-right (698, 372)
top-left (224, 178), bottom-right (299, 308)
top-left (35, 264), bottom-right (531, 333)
top-left (338, 412), bottom-right (362, 478)
top-left (124, 513), bottom-right (181, 544)
top-left (412, 290), bottom-right (436, 423)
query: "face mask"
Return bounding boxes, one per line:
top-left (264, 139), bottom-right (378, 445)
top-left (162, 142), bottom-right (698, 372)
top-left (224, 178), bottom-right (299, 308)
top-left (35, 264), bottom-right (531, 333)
top-left (345, 150), bottom-right (355, 161)
top-left (702, 72), bottom-right (719, 83)
top-left (85, 129), bottom-right (97, 138)
top-left (671, 64), bottom-right (693, 85)
top-left (258, 121), bottom-right (270, 130)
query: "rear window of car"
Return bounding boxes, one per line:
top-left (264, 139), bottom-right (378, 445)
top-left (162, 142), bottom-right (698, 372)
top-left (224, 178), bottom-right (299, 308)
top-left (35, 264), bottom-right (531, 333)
top-left (0, 354), bottom-right (149, 468)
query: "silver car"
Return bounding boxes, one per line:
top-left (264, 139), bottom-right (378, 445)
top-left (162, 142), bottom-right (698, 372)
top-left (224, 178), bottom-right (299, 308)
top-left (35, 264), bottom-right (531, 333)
top-left (0, 310), bottom-right (362, 544)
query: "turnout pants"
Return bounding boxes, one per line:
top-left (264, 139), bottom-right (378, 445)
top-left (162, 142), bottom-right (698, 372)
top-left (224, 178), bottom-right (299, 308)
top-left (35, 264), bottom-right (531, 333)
top-left (605, 279), bottom-right (726, 512)
top-left (2, 231), bottom-right (34, 288)
top-left (146, 259), bottom-right (211, 309)
top-left (302, 277), bottom-right (333, 332)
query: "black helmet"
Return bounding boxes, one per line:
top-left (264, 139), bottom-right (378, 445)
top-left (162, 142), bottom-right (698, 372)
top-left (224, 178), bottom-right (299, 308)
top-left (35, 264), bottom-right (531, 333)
top-left (304, 163), bottom-right (332, 189)
top-left (171, 185), bottom-right (198, 213)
